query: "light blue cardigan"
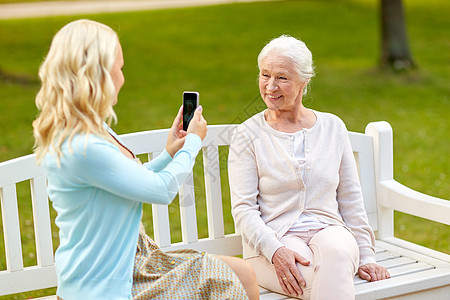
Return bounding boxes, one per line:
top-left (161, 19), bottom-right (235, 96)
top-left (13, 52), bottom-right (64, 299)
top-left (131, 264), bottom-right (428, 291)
top-left (43, 127), bottom-right (202, 300)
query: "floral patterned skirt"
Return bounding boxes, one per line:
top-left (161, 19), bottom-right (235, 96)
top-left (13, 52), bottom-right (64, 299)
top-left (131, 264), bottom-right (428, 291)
top-left (132, 223), bottom-right (248, 299)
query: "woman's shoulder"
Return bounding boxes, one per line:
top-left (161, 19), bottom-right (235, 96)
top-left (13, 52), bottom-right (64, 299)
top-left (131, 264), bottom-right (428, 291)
top-left (240, 110), bottom-right (265, 125)
top-left (67, 133), bottom-right (114, 153)
top-left (313, 109), bottom-right (344, 122)
top-left (47, 133), bottom-right (117, 167)
top-left (313, 110), bottom-right (347, 129)
top-left (232, 111), bottom-right (265, 138)
top-left (235, 111), bottom-right (265, 131)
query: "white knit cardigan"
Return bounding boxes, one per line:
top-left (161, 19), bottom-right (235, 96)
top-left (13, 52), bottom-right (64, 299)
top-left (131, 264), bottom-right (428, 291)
top-left (228, 110), bottom-right (376, 266)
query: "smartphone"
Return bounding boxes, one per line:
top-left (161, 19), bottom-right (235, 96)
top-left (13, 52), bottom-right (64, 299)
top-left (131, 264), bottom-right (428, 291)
top-left (182, 91), bottom-right (199, 131)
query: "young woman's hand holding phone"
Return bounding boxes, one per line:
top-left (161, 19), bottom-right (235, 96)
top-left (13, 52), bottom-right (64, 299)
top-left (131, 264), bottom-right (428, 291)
top-left (165, 98), bottom-right (207, 157)
top-left (182, 91), bottom-right (207, 140)
top-left (165, 106), bottom-right (187, 157)
top-left (186, 105), bottom-right (207, 140)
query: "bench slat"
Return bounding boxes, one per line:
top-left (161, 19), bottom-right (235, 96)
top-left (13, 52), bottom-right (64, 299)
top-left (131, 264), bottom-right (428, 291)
top-left (0, 184), bottom-right (24, 271)
top-left (179, 173), bottom-right (198, 243)
top-left (350, 134), bottom-right (378, 232)
top-left (376, 250), bottom-right (402, 262)
top-left (146, 152), bottom-right (171, 247)
top-left (152, 203), bottom-right (171, 247)
top-left (385, 262), bottom-right (434, 278)
top-left (355, 267), bottom-right (450, 299)
top-left (354, 261), bottom-right (434, 285)
top-left (120, 129), bottom-right (169, 155)
top-left (202, 125), bottom-right (237, 146)
top-left (203, 145), bottom-right (225, 239)
top-left (160, 234), bottom-right (242, 257)
top-left (0, 265), bottom-right (57, 296)
top-left (31, 175), bottom-right (54, 267)
top-left (378, 256), bottom-right (417, 268)
top-left (0, 154), bottom-right (43, 186)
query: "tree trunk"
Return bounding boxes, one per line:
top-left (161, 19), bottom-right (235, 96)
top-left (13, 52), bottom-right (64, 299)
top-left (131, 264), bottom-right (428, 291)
top-left (380, 0), bottom-right (415, 71)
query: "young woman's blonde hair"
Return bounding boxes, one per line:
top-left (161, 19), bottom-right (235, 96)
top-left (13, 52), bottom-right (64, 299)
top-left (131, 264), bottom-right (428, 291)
top-left (33, 19), bottom-right (119, 164)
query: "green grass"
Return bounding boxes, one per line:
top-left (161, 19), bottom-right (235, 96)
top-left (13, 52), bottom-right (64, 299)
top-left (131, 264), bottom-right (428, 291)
top-left (0, 0), bottom-right (448, 298)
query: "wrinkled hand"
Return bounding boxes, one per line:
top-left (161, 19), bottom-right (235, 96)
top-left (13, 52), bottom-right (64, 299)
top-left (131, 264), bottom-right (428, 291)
top-left (358, 263), bottom-right (390, 282)
top-left (272, 246), bottom-right (310, 297)
top-left (186, 105), bottom-right (207, 141)
top-left (165, 106), bottom-right (187, 157)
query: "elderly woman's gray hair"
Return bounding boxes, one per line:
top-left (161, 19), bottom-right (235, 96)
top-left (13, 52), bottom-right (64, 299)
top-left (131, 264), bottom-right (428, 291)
top-left (258, 35), bottom-right (315, 94)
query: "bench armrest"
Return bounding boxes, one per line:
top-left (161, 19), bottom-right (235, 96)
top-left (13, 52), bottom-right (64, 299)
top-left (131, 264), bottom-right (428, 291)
top-left (366, 121), bottom-right (449, 238)
top-left (379, 179), bottom-right (450, 225)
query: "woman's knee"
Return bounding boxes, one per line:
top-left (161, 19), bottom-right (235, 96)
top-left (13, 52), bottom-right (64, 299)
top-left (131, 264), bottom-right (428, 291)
top-left (217, 256), bottom-right (259, 300)
top-left (311, 227), bottom-right (359, 271)
top-left (323, 241), bottom-right (356, 261)
top-left (217, 256), bottom-right (257, 285)
top-left (239, 260), bottom-right (258, 287)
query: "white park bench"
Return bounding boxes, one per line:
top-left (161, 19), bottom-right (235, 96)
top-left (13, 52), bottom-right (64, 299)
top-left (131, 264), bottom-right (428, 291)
top-left (1, 121), bottom-right (449, 299)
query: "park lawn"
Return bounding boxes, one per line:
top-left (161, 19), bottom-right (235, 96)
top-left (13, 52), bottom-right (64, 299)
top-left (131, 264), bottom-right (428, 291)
top-left (0, 0), bottom-right (448, 298)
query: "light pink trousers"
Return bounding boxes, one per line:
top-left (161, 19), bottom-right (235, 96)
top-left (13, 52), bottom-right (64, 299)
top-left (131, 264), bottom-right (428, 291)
top-left (247, 226), bottom-right (359, 300)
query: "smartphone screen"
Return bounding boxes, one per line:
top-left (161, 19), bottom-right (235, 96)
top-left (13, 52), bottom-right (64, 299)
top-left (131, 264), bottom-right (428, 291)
top-left (182, 91), bottom-right (199, 131)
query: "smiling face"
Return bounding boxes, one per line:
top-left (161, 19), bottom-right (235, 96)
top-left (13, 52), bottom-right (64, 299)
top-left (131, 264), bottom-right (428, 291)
top-left (258, 53), bottom-right (307, 113)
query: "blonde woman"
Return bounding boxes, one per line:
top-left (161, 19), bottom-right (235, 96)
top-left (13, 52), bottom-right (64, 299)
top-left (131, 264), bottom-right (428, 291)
top-left (33, 19), bottom-right (257, 300)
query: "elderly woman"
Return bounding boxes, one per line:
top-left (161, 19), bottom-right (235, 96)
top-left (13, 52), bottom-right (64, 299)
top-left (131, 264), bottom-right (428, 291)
top-left (33, 19), bottom-right (258, 300)
top-left (228, 35), bottom-right (390, 299)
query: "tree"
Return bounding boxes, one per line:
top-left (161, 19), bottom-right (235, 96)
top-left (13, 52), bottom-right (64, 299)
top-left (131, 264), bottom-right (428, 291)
top-left (380, 0), bottom-right (415, 71)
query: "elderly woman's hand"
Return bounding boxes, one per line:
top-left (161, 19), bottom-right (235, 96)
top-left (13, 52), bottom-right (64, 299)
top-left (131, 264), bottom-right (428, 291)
top-left (272, 246), bottom-right (310, 297)
top-left (358, 263), bottom-right (390, 281)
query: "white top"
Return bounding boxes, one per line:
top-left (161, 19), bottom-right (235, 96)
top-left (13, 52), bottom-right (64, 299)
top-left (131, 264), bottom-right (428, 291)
top-left (280, 129), bottom-right (328, 232)
top-left (228, 110), bottom-right (376, 266)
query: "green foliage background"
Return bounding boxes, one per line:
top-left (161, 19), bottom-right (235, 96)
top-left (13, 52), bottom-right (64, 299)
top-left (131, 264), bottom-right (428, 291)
top-left (0, 0), bottom-right (448, 298)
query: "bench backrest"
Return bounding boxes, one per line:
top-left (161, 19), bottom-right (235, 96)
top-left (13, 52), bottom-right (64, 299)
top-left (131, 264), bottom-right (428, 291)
top-left (0, 124), bottom-right (378, 296)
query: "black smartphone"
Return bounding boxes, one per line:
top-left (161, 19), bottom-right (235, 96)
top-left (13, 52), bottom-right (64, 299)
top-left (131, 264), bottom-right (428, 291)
top-left (182, 91), bottom-right (199, 131)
